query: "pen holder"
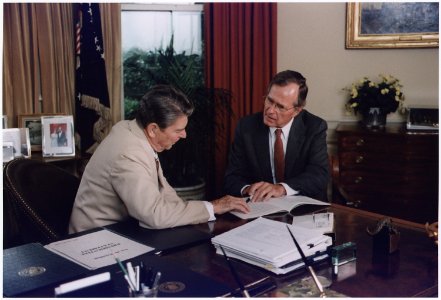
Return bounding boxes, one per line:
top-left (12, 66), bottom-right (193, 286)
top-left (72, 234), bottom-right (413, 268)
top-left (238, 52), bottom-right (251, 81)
top-left (367, 218), bottom-right (400, 254)
top-left (129, 286), bottom-right (158, 298)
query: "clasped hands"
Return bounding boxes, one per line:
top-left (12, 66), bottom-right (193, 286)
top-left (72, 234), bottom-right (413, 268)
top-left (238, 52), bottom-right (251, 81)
top-left (243, 181), bottom-right (286, 202)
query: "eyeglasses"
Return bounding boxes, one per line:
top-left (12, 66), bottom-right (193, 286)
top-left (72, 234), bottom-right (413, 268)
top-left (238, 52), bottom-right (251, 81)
top-left (264, 97), bottom-right (296, 113)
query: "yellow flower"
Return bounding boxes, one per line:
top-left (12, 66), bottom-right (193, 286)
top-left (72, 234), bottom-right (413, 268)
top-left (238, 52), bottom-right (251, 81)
top-left (368, 81), bottom-right (375, 87)
top-left (381, 88), bottom-right (389, 95)
top-left (351, 102), bottom-right (358, 108)
top-left (351, 88), bottom-right (358, 98)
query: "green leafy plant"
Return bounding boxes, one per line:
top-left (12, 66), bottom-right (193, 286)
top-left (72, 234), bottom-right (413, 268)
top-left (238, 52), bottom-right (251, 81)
top-left (123, 38), bottom-right (232, 189)
top-left (344, 74), bottom-right (406, 115)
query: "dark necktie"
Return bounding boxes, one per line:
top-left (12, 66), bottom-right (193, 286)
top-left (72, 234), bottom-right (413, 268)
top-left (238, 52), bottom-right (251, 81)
top-left (274, 128), bottom-right (284, 182)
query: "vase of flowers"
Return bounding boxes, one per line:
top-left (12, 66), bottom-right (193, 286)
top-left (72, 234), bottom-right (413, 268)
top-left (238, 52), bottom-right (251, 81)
top-left (344, 74), bottom-right (406, 128)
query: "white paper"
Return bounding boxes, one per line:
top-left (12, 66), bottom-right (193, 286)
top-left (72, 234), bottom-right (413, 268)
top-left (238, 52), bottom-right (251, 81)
top-left (231, 195), bottom-right (329, 219)
top-left (211, 217), bottom-right (332, 267)
top-left (45, 229), bottom-right (154, 270)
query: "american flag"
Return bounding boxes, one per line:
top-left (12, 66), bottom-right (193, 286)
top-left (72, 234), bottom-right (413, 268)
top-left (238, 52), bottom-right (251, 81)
top-left (75, 3), bottom-right (111, 154)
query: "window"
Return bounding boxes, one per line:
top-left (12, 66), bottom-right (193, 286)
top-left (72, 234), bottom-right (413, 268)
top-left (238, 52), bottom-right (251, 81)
top-left (121, 4), bottom-right (204, 119)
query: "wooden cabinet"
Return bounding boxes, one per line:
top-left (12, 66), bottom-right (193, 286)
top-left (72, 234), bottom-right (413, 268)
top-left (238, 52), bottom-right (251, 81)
top-left (334, 122), bottom-right (438, 223)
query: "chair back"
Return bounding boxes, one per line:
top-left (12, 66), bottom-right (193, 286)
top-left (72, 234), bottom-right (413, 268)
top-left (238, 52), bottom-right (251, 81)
top-left (3, 158), bottom-right (80, 248)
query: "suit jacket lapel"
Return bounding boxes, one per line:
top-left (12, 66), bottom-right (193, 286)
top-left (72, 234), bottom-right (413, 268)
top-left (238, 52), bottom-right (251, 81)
top-left (285, 112), bottom-right (306, 175)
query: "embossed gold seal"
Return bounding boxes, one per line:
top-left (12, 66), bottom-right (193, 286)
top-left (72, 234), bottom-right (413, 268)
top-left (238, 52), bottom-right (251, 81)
top-left (158, 281), bottom-right (186, 293)
top-left (18, 266), bottom-right (46, 277)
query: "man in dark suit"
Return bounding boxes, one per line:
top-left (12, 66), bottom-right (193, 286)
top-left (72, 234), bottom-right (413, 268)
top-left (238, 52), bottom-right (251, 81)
top-left (224, 70), bottom-right (329, 202)
top-left (56, 126), bottom-right (67, 147)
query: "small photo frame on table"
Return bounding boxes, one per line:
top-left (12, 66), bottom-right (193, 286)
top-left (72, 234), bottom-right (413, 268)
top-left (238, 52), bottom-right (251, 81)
top-left (41, 115), bottom-right (75, 157)
top-left (2, 128), bottom-right (31, 162)
top-left (18, 113), bottom-right (60, 152)
top-left (2, 115), bottom-right (8, 128)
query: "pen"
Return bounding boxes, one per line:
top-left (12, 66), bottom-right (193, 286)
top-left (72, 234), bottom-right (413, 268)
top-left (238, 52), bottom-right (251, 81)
top-left (113, 256), bottom-right (136, 291)
top-left (145, 267), bottom-right (154, 287)
top-left (219, 245), bottom-right (250, 298)
top-left (151, 271), bottom-right (162, 290)
top-left (126, 262), bottom-right (137, 291)
top-left (245, 195), bottom-right (253, 203)
top-left (286, 225), bottom-right (326, 298)
top-left (139, 261), bottom-right (145, 285)
top-left (135, 265), bottom-right (140, 292)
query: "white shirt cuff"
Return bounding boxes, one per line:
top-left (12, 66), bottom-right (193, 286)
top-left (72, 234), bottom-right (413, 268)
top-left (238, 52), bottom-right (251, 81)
top-left (280, 183), bottom-right (298, 196)
top-left (240, 185), bottom-right (250, 196)
top-left (203, 201), bottom-right (216, 221)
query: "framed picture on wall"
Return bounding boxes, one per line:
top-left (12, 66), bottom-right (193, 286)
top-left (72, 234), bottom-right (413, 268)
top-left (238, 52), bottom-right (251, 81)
top-left (18, 114), bottom-right (60, 151)
top-left (41, 115), bottom-right (75, 157)
top-left (346, 2), bottom-right (439, 49)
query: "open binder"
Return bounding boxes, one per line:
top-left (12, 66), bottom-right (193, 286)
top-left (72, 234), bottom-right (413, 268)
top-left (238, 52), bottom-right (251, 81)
top-left (212, 217), bottom-right (333, 274)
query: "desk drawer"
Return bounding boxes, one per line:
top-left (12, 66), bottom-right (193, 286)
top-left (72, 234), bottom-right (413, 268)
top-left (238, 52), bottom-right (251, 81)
top-left (337, 189), bottom-right (438, 223)
top-left (339, 134), bottom-right (437, 154)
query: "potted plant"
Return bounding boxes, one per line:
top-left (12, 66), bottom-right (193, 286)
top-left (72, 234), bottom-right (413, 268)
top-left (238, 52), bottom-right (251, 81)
top-left (123, 38), bottom-right (232, 199)
top-left (343, 74), bottom-right (406, 128)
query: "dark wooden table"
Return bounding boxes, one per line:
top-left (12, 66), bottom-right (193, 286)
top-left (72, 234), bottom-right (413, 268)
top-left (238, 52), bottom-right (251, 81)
top-left (13, 204), bottom-right (438, 297)
top-left (162, 204), bottom-right (438, 297)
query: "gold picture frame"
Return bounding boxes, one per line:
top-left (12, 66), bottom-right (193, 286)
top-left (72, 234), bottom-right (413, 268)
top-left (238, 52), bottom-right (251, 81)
top-left (346, 3), bottom-right (439, 49)
top-left (18, 113), bottom-right (61, 151)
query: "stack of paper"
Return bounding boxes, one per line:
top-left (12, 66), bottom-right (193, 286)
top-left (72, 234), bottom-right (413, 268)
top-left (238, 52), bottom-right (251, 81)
top-left (212, 218), bottom-right (332, 275)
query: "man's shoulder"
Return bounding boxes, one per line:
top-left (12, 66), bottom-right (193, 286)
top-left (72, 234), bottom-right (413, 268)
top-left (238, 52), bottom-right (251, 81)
top-left (299, 110), bottom-right (327, 128)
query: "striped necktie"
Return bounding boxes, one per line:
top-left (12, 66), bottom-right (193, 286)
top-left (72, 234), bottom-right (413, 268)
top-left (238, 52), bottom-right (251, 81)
top-left (274, 128), bottom-right (284, 182)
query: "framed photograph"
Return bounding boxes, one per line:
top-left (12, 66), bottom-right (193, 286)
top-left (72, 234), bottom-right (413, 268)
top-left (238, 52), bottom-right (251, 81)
top-left (346, 3), bottom-right (439, 49)
top-left (41, 115), bottom-right (75, 157)
top-left (2, 128), bottom-right (31, 162)
top-left (18, 113), bottom-right (60, 151)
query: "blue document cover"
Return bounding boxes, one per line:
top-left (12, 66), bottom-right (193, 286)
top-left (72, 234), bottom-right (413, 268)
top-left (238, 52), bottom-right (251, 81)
top-left (3, 243), bottom-right (88, 296)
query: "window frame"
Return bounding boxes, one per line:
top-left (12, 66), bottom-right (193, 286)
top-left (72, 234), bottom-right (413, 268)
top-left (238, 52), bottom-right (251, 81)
top-left (120, 3), bottom-right (204, 119)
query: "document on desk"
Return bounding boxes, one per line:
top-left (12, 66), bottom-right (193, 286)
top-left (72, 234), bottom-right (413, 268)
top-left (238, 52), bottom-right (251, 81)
top-left (212, 217), bottom-right (332, 274)
top-left (231, 195), bottom-right (329, 219)
top-left (45, 229), bottom-right (154, 270)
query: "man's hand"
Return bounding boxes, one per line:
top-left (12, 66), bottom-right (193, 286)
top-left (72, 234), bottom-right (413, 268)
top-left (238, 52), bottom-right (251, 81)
top-left (212, 195), bottom-right (250, 215)
top-left (244, 182), bottom-right (286, 202)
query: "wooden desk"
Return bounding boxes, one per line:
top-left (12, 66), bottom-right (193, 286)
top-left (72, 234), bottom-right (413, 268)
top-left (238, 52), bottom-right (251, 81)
top-left (14, 204), bottom-right (438, 297)
top-left (165, 204), bottom-right (438, 297)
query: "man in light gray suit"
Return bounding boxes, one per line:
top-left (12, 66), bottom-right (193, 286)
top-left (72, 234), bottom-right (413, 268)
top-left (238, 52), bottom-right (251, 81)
top-left (224, 70), bottom-right (329, 202)
top-left (69, 85), bottom-right (249, 233)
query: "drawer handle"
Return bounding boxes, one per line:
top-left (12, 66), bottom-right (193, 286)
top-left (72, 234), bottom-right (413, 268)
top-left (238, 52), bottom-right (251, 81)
top-left (354, 176), bottom-right (363, 184)
top-left (356, 139), bottom-right (364, 146)
top-left (355, 156), bottom-right (364, 163)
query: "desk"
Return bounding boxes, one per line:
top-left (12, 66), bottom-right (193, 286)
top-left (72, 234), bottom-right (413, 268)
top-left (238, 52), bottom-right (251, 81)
top-left (13, 204), bottom-right (438, 297)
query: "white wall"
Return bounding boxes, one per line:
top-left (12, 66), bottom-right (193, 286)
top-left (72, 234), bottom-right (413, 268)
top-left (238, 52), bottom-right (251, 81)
top-left (277, 3), bottom-right (439, 128)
